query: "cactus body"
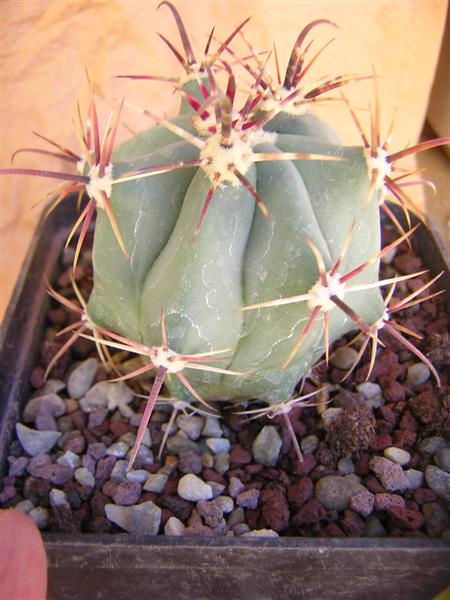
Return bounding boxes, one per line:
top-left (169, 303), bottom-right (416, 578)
top-left (87, 106), bottom-right (385, 404)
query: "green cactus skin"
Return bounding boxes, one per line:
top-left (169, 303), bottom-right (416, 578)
top-left (87, 105), bottom-right (385, 405)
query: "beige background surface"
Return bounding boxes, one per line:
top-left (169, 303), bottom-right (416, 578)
top-left (1, 0), bottom-right (449, 317)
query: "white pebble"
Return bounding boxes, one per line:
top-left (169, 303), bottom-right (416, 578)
top-left (356, 382), bottom-right (382, 399)
top-left (74, 467), bottom-right (95, 489)
top-left (28, 507), bottom-right (49, 529)
top-left (49, 488), bottom-right (70, 509)
top-left (14, 499), bottom-right (34, 514)
top-left (301, 435), bottom-right (319, 454)
top-left (177, 474), bottom-right (213, 501)
top-left (384, 446), bottom-right (411, 466)
top-left (164, 516), bottom-right (186, 536)
top-left (405, 469), bottom-right (424, 490)
top-left (243, 529), bottom-right (279, 538)
top-left (176, 415), bottom-right (204, 440)
top-left (15, 424), bottom-right (60, 457)
top-left (321, 408), bottom-right (344, 429)
top-left (106, 442), bottom-right (129, 458)
top-left (252, 426), bottom-right (282, 467)
top-left (330, 347), bottom-right (358, 370)
top-left (111, 460), bottom-right (128, 482)
top-left (202, 416), bottom-right (223, 437)
top-left (338, 457), bottom-right (355, 475)
top-left (67, 358), bottom-right (99, 399)
top-left (215, 496), bottom-right (234, 514)
top-left (126, 469), bottom-right (150, 484)
top-left (206, 437), bottom-right (230, 454)
top-left (406, 363), bottom-right (430, 387)
top-left (57, 450), bottom-right (81, 469)
top-left (143, 473), bottom-right (168, 493)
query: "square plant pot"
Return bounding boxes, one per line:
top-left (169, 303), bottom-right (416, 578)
top-left (1, 200), bottom-right (449, 600)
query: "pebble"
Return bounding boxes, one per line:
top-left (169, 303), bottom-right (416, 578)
top-left (57, 450), bottom-right (81, 469)
top-left (164, 516), bottom-right (186, 536)
top-left (215, 495), bottom-right (234, 514)
top-left (201, 453), bottom-right (215, 469)
top-left (357, 382), bottom-right (382, 399)
top-left (228, 476), bottom-right (245, 498)
top-left (252, 426), bottom-right (282, 467)
top-left (110, 460), bottom-right (128, 482)
top-left (214, 452), bottom-right (230, 475)
top-left (434, 448), bottom-right (450, 473)
top-left (49, 488), bottom-right (70, 509)
top-left (243, 529), bottom-right (279, 538)
top-left (383, 447), bottom-right (411, 466)
top-left (119, 432), bottom-right (137, 448)
top-left (166, 435), bottom-right (200, 456)
top-left (143, 473), bottom-right (168, 493)
top-left (67, 358), bottom-right (99, 399)
top-left (349, 489), bottom-right (374, 517)
top-left (404, 469), bottom-right (424, 490)
top-left (111, 482), bottom-right (142, 506)
top-left (127, 445), bottom-right (153, 468)
top-left (34, 464), bottom-right (73, 485)
top-left (369, 456), bottom-right (409, 492)
top-left (176, 415), bottom-right (204, 440)
top-left (374, 493), bottom-right (405, 511)
top-left (197, 499), bottom-right (224, 528)
top-left (422, 502), bottom-right (449, 537)
top-left (107, 382), bottom-right (135, 418)
top-left (236, 489), bottom-right (260, 509)
top-left (126, 470), bottom-right (150, 484)
top-left (330, 347), bottom-right (358, 370)
top-left (28, 507), bottom-right (49, 529)
top-left (208, 481), bottom-right (225, 498)
top-left (14, 499), bottom-right (34, 514)
top-left (179, 450), bottom-right (202, 475)
top-left (321, 408), bottom-right (344, 429)
top-left (418, 437), bottom-right (446, 456)
top-left (23, 394), bottom-right (66, 423)
top-left (425, 465), bottom-right (450, 501)
top-left (74, 467), bottom-right (95, 489)
top-left (315, 476), bottom-right (365, 511)
top-left (301, 435), bottom-right (319, 455)
top-left (206, 437), bottom-right (230, 454)
top-left (27, 453), bottom-right (52, 476)
top-left (88, 407), bottom-right (109, 428)
top-left (337, 457), bottom-right (355, 475)
top-left (177, 474), bottom-right (213, 502)
top-left (106, 442), bottom-right (129, 458)
top-left (363, 515), bottom-right (387, 537)
top-left (105, 501), bottom-right (161, 534)
top-left (233, 523), bottom-right (251, 536)
top-left (79, 382), bottom-right (110, 412)
top-left (15, 423), bottom-right (60, 456)
top-left (8, 456), bottom-right (29, 477)
top-left (202, 416), bottom-right (223, 438)
top-left (406, 363), bottom-right (430, 387)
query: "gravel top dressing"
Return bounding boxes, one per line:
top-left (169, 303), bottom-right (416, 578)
top-left (1, 227), bottom-right (449, 540)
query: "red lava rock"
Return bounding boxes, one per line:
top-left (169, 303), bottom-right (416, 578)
top-left (159, 496), bottom-right (193, 521)
top-left (62, 435), bottom-right (86, 454)
top-left (245, 508), bottom-right (260, 530)
top-left (229, 446), bottom-right (252, 467)
top-left (245, 464), bottom-right (264, 475)
top-left (393, 252), bottom-right (422, 275)
top-left (374, 493), bottom-right (405, 511)
top-left (378, 405), bottom-right (397, 427)
top-left (29, 367), bottom-right (46, 389)
top-left (349, 489), bottom-right (374, 517)
top-left (160, 508), bottom-right (173, 526)
top-left (287, 478), bottom-right (313, 508)
top-left (87, 442), bottom-right (107, 461)
top-left (413, 488), bottom-right (437, 505)
top-left (384, 381), bottom-right (406, 403)
top-left (33, 464), bottom-right (73, 485)
top-left (388, 507), bottom-right (424, 531)
top-left (364, 475), bottom-right (386, 494)
top-left (292, 499), bottom-right (326, 526)
top-left (178, 450), bottom-right (202, 475)
top-left (109, 421), bottom-right (130, 438)
top-left (370, 456), bottom-right (409, 492)
top-left (292, 454), bottom-right (317, 476)
top-left (111, 482), bottom-right (141, 506)
top-left (354, 453), bottom-right (371, 476)
top-left (319, 522), bottom-right (345, 537)
top-left (0, 486), bottom-right (16, 504)
top-left (261, 494), bottom-right (290, 532)
top-left (184, 524), bottom-right (214, 536)
top-left (197, 499), bottom-right (223, 528)
top-left (90, 491), bottom-right (109, 516)
top-left (88, 516), bottom-right (112, 533)
top-left (340, 509), bottom-right (364, 536)
top-left (227, 413), bottom-right (247, 432)
top-left (394, 429), bottom-right (416, 449)
top-left (399, 411), bottom-right (418, 432)
top-left (202, 469), bottom-right (225, 485)
top-left (88, 408), bottom-right (109, 429)
top-left (95, 456), bottom-right (117, 480)
top-left (371, 433), bottom-right (392, 451)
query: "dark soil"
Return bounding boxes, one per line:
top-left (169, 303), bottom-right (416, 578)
top-left (1, 227), bottom-right (449, 539)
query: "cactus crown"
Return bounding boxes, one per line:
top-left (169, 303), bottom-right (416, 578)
top-left (2, 2), bottom-right (449, 468)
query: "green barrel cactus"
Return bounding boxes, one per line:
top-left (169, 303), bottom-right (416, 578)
top-left (2, 2), bottom-right (448, 466)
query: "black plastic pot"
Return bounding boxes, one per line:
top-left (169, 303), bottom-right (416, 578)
top-left (1, 201), bottom-right (449, 600)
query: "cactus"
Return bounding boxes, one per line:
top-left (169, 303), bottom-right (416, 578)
top-left (2, 2), bottom-right (448, 467)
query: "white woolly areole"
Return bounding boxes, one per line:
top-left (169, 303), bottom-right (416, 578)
top-left (199, 128), bottom-right (277, 186)
top-left (151, 346), bottom-right (185, 373)
top-left (375, 309), bottom-right (390, 330)
top-left (259, 86), bottom-right (309, 117)
top-left (307, 273), bottom-right (346, 312)
top-left (364, 147), bottom-right (392, 188)
top-left (85, 163), bottom-right (113, 208)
